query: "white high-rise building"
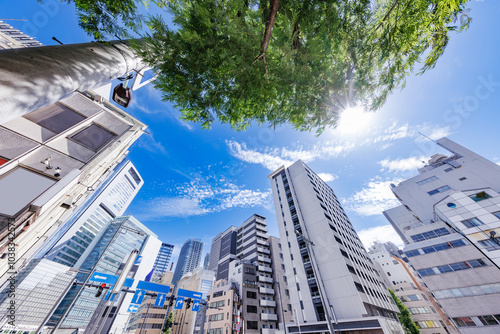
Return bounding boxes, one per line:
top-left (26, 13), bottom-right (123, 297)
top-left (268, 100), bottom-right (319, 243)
top-left (384, 137), bottom-right (500, 333)
top-left (269, 161), bottom-right (403, 334)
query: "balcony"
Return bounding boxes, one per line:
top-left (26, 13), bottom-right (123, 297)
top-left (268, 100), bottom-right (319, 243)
top-left (257, 247), bottom-right (270, 255)
top-left (258, 266), bottom-right (273, 273)
top-left (257, 239), bottom-right (268, 246)
top-left (262, 329), bottom-right (274, 334)
top-left (260, 299), bottom-right (277, 307)
top-left (256, 231), bottom-right (268, 239)
top-left (256, 224), bottom-right (268, 233)
top-left (258, 256), bottom-right (272, 264)
top-left (261, 313), bottom-right (278, 321)
top-left (258, 275), bottom-right (273, 284)
top-left (259, 287), bottom-right (275, 295)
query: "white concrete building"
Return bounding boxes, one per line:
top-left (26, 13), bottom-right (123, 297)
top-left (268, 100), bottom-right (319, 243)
top-left (368, 242), bottom-right (458, 334)
top-left (0, 90), bottom-right (147, 284)
top-left (384, 137), bottom-right (500, 333)
top-left (269, 161), bottom-right (403, 334)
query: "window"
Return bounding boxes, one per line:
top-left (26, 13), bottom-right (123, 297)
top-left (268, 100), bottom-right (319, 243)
top-left (208, 329), bottom-right (223, 334)
top-left (213, 291), bottom-right (224, 298)
top-left (246, 291), bottom-right (257, 299)
top-left (428, 185), bottom-right (451, 195)
top-left (469, 191), bottom-right (491, 202)
top-left (444, 167), bottom-right (453, 172)
top-left (71, 124), bottom-right (116, 151)
top-left (459, 177), bottom-right (467, 181)
top-left (410, 228), bottom-right (450, 243)
top-left (245, 268), bottom-right (255, 275)
top-left (453, 317), bottom-right (476, 327)
top-left (354, 282), bottom-right (364, 293)
top-left (247, 305), bottom-right (257, 313)
top-left (417, 176), bottom-right (438, 186)
top-left (461, 218), bottom-right (483, 228)
top-left (479, 238), bottom-right (500, 251)
top-left (209, 313), bottom-right (224, 321)
top-left (285, 289), bottom-right (290, 296)
top-left (210, 301), bottom-right (225, 308)
top-left (247, 321), bottom-right (258, 330)
top-left (24, 103), bottom-right (85, 134)
top-left (128, 168), bottom-right (141, 184)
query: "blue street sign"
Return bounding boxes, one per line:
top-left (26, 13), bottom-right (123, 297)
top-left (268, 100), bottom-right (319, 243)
top-left (174, 297), bottom-right (184, 310)
top-left (128, 303), bottom-right (140, 313)
top-left (137, 280), bottom-right (171, 294)
top-left (155, 293), bottom-right (167, 307)
top-left (124, 278), bottom-right (134, 288)
top-left (177, 288), bottom-right (202, 300)
top-left (192, 299), bottom-right (200, 312)
top-left (104, 285), bottom-right (114, 301)
top-left (132, 290), bottom-right (145, 304)
top-left (90, 272), bottom-right (118, 284)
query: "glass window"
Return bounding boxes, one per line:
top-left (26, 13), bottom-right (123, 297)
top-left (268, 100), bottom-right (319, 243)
top-left (71, 124), bottom-right (116, 151)
top-left (469, 191), bottom-right (491, 202)
top-left (479, 315), bottom-right (498, 326)
top-left (24, 103), bottom-right (85, 134)
top-left (417, 176), bottom-right (438, 186)
top-left (461, 218), bottom-right (483, 228)
top-left (428, 185), bottom-right (451, 195)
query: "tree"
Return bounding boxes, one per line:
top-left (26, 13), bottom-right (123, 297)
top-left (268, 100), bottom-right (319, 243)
top-left (389, 288), bottom-right (420, 334)
top-left (162, 311), bottom-right (174, 334)
top-left (132, 0), bottom-right (471, 133)
top-left (43, 0), bottom-right (471, 133)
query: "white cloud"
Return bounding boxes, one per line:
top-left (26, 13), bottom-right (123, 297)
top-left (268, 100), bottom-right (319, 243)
top-left (342, 177), bottom-right (401, 216)
top-left (317, 173), bottom-right (337, 182)
top-left (137, 132), bottom-right (167, 155)
top-left (226, 141), bottom-right (292, 171)
top-left (358, 225), bottom-right (404, 249)
top-left (378, 156), bottom-right (428, 172)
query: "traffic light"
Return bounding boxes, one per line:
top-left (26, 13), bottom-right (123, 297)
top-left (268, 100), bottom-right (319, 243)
top-left (96, 283), bottom-right (106, 297)
top-left (185, 298), bottom-right (192, 309)
top-left (169, 295), bottom-right (175, 307)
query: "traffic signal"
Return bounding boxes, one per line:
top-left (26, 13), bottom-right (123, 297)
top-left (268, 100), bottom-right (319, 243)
top-left (185, 298), bottom-right (192, 309)
top-left (96, 283), bottom-right (106, 297)
top-left (169, 295), bottom-right (175, 307)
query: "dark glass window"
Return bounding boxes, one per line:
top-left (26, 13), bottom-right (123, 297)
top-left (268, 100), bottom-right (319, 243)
top-left (24, 103), bottom-right (85, 134)
top-left (71, 124), bottom-right (115, 151)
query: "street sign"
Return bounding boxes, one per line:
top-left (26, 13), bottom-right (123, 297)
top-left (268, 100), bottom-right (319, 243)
top-left (128, 303), bottom-right (140, 313)
top-left (90, 272), bottom-right (134, 288)
top-left (174, 297), bottom-right (184, 310)
top-left (132, 290), bottom-right (145, 304)
top-left (192, 299), bottom-right (200, 312)
top-left (104, 285), bottom-right (114, 301)
top-left (155, 293), bottom-right (167, 307)
top-left (237, 316), bottom-right (241, 332)
top-left (177, 288), bottom-right (202, 300)
top-left (137, 280), bottom-right (171, 294)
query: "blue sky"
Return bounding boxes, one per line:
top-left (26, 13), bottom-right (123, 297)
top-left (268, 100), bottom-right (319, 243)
top-left (4, 0), bottom-right (500, 265)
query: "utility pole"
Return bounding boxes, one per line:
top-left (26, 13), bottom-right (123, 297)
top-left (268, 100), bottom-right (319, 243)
top-left (0, 40), bottom-right (144, 124)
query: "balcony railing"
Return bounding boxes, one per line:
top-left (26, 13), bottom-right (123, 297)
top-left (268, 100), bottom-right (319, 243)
top-left (259, 287), bottom-right (276, 295)
top-left (260, 313), bottom-right (278, 321)
top-left (260, 299), bottom-right (277, 307)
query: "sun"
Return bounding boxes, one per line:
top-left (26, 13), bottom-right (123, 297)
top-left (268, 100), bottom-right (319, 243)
top-left (335, 106), bottom-right (375, 135)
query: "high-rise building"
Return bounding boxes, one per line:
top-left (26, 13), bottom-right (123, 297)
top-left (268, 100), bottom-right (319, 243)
top-left (203, 252), bottom-right (210, 269)
top-left (208, 226), bottom-right (238, 280)
top-left (152, 243), bottom-right (175, 282)
top-left (47, 216), bottom-right (161, 332)
top-left (0, 20), bottom-right (42, 49)
top-left (368, 242), bottom-right (458, 334)
top-left (0, 90), bottom-right (147, 283)
top-left (384, 137), bottom-right (500, 332)
top-left (172, 239), bottom-right (204, 284)
top-left (269, 161), bottom-right (403, 334)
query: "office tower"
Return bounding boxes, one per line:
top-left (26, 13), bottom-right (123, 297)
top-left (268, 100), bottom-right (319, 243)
top-left (172, 268), bottom-right (216, 334)
top-left (368, 242), bottom-right (458, 334)
top-left (384, 137), bottom-right (500, 332)
top-left (204, 253), bottom-right (210, 269)
top-left (204, 280), bottom-right (241, 334)
top-left (0, 20), bottom-right (42, 49)
top-left (269, 161), bottom-right (402, 334)
top-left (208, 226), bottom-right (238, 280)
top-left (172, 239), bottom-right (204, 284)
top-left (152, 243), bottom-right (175, 282)
top-left (0, 90), bottom-right (147, 283)
top-left (47, 216), bottom-right (161, 332)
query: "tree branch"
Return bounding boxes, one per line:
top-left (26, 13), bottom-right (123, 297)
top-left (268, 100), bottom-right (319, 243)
top-left (253, 0), bottom-right (280, 64)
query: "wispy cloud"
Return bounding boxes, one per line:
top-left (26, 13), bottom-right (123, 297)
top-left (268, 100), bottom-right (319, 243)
top-left (358, 225), bottom-right (404, 249)
top-left (342, 177), bottom-right (401, 216)
top-left (317, 173), bottom-right (337, 182)
top-left (226, 141), bottom-right (292, 171)
top-left (137, 131), bottom-right (168, 155)
top-left (378, 156), bottom-right (428, 172)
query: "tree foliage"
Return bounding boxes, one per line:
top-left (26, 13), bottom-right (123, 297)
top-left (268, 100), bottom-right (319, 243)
top-left (389, 288), bottom-right (420, 334)
top-left (162, 311), bottom-right (174, 334)
top-left (133, 0), bottom-right (471, 133)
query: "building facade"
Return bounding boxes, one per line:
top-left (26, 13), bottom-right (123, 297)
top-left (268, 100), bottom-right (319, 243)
top-left (152, 243), bottom-right (175, 282)
top-left (208, 227), bottom-right (238, 280)
top-left (172, 239), bottom-right (204, 284)
top-left (269, 161), bottom-right (403, 334)
top-left (0, 90), bottom-right (147, 284)
top-left (384, 138), bottom-right (500, 333)
top-left (369, 242), bottom-right (458, 334)
top-left (204, 280), bottom-right (241, 334)
top-left (0, 20), bottom-right (42, 49)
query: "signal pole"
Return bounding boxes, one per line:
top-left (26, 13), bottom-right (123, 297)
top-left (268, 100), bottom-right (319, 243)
top-left (0, 39), bottom-right (144, 124)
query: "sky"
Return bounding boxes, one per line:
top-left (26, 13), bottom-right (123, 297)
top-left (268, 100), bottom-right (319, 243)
top-left (4, 0), bottom-right (500, 266)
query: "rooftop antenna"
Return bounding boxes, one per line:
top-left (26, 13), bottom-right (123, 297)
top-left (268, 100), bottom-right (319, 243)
top-left (418, 131), bottom-right (437, 143)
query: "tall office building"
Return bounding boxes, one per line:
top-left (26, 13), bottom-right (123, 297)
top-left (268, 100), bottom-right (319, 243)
top-left (368, 242), bottom-right (458, 334)
top-left (203, 252), bottom-right (210, 269)
top-left (0, 90), bottom-right (147, 283)
top-left (384, 138), bottom-right (500, 332)
top-left (269, 161), bottom-right (403, 334)
top-left (152, 243), bottom-right (175, 282)
top-left (0, 20), bottom-right (42, 49)
top-left (172, 239), bottom-right (204, 284)
top-left (208, 226), bottom-right (238, 280)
